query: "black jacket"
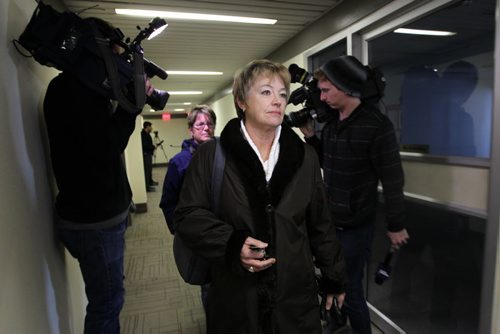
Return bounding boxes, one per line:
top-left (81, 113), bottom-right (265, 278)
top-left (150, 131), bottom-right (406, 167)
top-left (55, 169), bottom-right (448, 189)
top-left (43, 72), bottom-right (136, 225)
top-left (174, 118), bottom-right (346, 334)
top-left (141, 129), bottom-right (155, 155)
top-left (306, 103), bottom-right (405, 231)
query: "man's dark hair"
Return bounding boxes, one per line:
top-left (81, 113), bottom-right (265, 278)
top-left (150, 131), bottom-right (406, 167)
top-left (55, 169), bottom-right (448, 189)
top-left (143, 121), bottom-right (152, 129)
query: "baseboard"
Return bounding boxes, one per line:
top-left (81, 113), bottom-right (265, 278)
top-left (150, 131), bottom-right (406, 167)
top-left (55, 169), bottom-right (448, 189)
top-left (134, 202), bottom-right (148, 213)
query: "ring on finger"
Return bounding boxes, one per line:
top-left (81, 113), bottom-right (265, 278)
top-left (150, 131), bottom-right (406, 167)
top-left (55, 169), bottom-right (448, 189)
top-left (248, 266), bottom-right (255, 273)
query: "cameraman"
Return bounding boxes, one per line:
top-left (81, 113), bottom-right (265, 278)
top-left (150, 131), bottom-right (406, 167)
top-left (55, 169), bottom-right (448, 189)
top-left (43, 17), bottom-right (154, 334)
top-left (299, 55), bottom-right (409, 334)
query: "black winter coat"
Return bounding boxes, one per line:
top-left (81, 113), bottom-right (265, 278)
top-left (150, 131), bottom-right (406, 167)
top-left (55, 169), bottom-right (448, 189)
top-left (174, 119), bottom-right (346, 334)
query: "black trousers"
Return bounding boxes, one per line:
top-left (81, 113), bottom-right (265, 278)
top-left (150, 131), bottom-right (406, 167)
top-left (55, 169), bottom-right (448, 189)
top-left (143, 153), bottom-right (153, 186)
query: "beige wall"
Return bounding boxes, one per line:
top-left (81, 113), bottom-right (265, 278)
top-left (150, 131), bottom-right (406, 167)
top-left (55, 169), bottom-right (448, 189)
top-left (403, 161), bottom-right (489, 213)
top-left (1, 0), bottom-right (86, 333)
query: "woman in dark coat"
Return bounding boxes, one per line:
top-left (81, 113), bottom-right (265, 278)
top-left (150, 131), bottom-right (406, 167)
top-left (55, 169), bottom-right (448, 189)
top-left (174, 59), bottom-right (346, 334)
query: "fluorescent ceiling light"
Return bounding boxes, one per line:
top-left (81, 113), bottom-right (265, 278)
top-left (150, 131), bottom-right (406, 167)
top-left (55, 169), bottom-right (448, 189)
top-left (115, 9), bottom-right (277, 25)
top-left (173, 108), bottom-right (185, 112)
top-left (394, 28), bottom-right (456, 36)
top-left (168, 71), bottom-right (223, 75)
top-left (168, 91), bottom-right (203, 95)
top-left (167, 102), bottom-right (192, 105)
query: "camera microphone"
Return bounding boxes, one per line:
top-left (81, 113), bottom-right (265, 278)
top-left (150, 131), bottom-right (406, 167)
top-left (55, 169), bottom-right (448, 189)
top-left (374, 246), bottom-right (397, 285)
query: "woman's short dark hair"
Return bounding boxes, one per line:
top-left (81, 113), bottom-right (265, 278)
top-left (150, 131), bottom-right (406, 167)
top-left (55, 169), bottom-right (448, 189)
top-left (187, 105), bottom-right (216, 128)
top-left (232, 59), bottom-right (291, 119)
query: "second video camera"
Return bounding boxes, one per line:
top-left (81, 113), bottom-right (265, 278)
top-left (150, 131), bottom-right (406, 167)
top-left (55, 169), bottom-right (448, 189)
top-left (284, 64), bottom-right (333, 128)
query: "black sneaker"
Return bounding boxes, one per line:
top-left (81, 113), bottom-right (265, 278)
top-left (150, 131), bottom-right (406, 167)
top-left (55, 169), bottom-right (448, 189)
top-left (146, 186), bottom-right (156, 192)
top-left (150, 180), bottom-right (159, 186)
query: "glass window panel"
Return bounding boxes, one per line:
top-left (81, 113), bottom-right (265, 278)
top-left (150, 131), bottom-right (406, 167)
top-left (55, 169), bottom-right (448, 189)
top-left (368, 200), bottom-right (484, 333)
top-left (368, 0), bottom-right (495, 158)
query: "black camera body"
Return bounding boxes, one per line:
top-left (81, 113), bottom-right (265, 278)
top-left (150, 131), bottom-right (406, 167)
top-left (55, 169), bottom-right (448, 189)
top-left (15, 1), bottom-right (169, 112)
top-left (285, 64), bottom-right (333, 128)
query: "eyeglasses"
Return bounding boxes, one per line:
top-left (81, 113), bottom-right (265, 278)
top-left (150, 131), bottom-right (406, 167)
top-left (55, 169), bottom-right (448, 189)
top-left (193, 122), bottom-right (215, 130)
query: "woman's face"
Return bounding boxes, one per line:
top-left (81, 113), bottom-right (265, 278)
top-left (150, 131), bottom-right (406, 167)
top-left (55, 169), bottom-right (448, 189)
top-left (239, 74), bottom-right (287, 132)
top-left (190, 113), bottom-right (214, 144)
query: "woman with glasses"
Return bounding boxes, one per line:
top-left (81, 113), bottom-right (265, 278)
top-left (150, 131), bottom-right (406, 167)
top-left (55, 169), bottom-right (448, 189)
top-left (160, 105), bottom-right (216, 234)
top-left (160, 104), bottom-right (216, 313)
top-left (174, 59), bottom-right (346, 334)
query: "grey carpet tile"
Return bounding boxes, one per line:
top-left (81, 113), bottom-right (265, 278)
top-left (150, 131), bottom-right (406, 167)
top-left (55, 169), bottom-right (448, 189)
top-left (121, 167), bottom-right (206, 334)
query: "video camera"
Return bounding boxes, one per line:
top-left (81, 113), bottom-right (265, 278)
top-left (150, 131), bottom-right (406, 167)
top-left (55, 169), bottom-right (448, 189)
top-left (14, 1), bottom-right (169, 113)
top-left (284, 64), bottom-right (333, 128)
top-left (284, 59), bottom-right (386, 128)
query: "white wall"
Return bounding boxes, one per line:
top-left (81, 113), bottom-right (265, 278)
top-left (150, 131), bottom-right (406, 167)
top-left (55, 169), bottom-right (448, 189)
top-left (1, 0), bottom-right (86, 333)
top-left (124, 117), bottom-right (148, 206)
top-left (147, 117), bottom-right (191, 164)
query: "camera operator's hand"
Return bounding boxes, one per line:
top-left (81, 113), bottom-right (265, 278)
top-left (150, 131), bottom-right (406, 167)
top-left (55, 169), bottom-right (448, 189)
top-left (325, 292), bottom-right (345, 311)
top-left (299, 119), bottom-right (315, 138)
top-left (145, 76), bottom-right (154, 96)
top-left (387, 228), bottom-right (409, 249)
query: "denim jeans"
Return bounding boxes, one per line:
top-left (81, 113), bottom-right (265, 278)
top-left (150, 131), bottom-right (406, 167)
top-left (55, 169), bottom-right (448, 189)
top-left (58, 220), bottom-right (127, 334)
top-left (325, 223), bottom-right (375, 334)
top-left (201, 283), bottom-right (210, 313)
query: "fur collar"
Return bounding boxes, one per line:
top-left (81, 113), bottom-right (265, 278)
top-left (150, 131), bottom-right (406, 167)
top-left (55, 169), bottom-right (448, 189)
top-left (220, 118), bottom-right (305, 239)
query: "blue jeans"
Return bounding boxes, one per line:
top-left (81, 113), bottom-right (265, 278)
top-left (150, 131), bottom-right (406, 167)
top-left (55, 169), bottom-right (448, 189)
top-left (325, 223), bottom-right (374, 334)
top-left (58, 220), bottom-right (127, 334)
top-left (201, 283), bottom-right (210, 313)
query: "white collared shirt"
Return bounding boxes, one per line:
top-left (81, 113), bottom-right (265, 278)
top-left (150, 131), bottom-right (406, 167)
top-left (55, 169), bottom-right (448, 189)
top-left (240, 120), bottom-right (281, 182)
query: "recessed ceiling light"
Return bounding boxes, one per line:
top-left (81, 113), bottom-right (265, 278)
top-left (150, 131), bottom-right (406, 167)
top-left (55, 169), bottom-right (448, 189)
top-left (168, 91), bottom-right (203, 95)
top-left (115, 9), bottom-right (277, 25)
top-left (394, 28), bottom-right (456, 36)
top-left (168, 71), bottom-right (223, 75)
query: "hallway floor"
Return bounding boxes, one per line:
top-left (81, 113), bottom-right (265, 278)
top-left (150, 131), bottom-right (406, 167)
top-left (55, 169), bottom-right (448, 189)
top-left (120, 167), bottom-right (206, 334)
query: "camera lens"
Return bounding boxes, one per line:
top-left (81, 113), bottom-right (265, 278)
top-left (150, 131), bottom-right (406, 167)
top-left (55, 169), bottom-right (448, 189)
top-left (284, 108), bottom-right (312, 128)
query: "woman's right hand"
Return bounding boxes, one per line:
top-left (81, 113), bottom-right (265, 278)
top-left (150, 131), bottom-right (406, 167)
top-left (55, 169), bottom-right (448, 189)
top-left (240, 236), bottom-right (276, 273)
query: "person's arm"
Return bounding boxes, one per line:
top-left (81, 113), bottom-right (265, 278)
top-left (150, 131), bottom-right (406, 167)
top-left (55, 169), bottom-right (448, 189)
top-left (174, 141), bottom-right (242, 263)
top-left (111, 77), bottom-right (155, 153)
top-left (160, 159), bottom-right (182, 234)
top-left (371, 117), bottom-right (409, 248)
top-left (299, 119), bottom-right (323, 164)
top-left (305, 147), bottom-right (346, 296)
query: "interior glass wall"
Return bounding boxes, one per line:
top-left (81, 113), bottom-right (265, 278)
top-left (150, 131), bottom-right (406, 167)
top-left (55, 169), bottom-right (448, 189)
top-left (364, 0), bottom-right (495, 332)
top-left (369, 0), bottom-right (495, 158)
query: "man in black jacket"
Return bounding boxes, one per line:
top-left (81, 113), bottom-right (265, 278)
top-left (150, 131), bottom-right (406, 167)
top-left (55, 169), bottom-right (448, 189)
top-left (300, 55), bottom-right (409, 334)
top-left (141, 121), bottom-right (158, 191)
top-left (43, 17), bottom-right (153, 334)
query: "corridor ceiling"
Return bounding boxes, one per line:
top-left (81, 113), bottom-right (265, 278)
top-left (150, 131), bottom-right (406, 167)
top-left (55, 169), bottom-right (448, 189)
top-left (62, 0), bottom-right (344, 112)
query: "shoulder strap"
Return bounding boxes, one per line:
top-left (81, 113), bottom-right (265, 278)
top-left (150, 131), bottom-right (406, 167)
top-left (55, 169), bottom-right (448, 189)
top-left (89, 21), bottom-right (145, 114)
top-left (210, 137), bottom-right (225, 216)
